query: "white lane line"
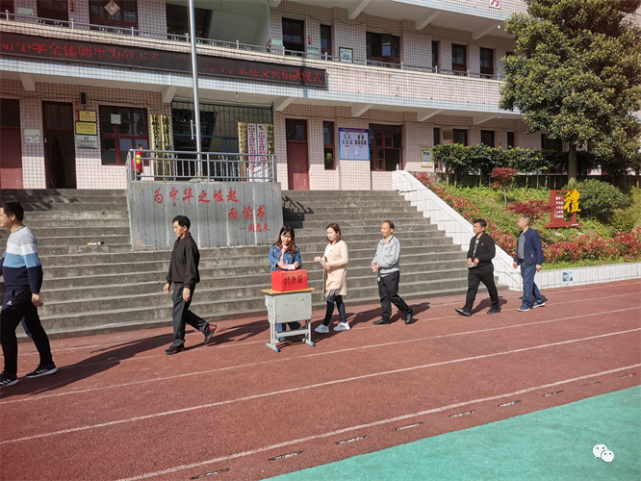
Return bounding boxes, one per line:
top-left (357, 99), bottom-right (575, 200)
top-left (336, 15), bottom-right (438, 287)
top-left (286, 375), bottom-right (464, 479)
top-left (113, 363), bottom-right (641, 481)
top-left (3, 306), bottom-right (639, 405)
top-left (2, 328), bottom-right (639, 445)
top-left (10, 284), bottom-right (639, 359)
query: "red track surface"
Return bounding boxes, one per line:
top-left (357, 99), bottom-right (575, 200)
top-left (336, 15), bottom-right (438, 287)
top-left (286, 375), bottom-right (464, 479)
top-left (1, 280), bottom-right (640, 481)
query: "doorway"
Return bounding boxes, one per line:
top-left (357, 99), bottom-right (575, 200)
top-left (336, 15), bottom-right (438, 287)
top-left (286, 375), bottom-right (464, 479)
top-left (0, 98), bottom-right (23, 189)
top-left (285, 119), bottom-right (309, 190)
top-left (43, 101), bottom-right (76, 188)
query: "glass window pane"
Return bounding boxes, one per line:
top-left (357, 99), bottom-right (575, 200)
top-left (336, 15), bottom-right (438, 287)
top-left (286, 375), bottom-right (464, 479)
top-left (119, 109), bottom-right (131, 122)
top-left (133, 111), bottom-right (144, 122)
top-left (120, 138), bottom-right (133, 151)
top-left (103, 138), bottom-right (115, 150)
top-left (120, 152), bottom-right (129, 164)
top-left (103, 152), bottom-right (117, 164)
top-left (385, 137), bottom-right (392, 147)
top-left (119, 123), bottom-right (131, 135)
top-left (375, 137), bottom-right (382, 147)
top-left (101, 122), bottom-right (114, 134)
top-left (135, 122), bottom-right (147, 136)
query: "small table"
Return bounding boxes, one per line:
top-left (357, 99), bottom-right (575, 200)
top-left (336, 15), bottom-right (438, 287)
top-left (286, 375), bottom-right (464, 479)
top-left (262, 288), bottom-right (315, 353)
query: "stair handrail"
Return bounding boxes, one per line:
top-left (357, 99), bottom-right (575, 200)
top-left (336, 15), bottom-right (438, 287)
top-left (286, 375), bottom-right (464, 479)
top-left (392, 170), bottom-right (522, 291)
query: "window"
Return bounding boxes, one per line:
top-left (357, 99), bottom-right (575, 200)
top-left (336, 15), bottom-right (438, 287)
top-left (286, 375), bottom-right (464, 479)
top-left (507, 132), bottom-right (515, 149)
top-left (166, 4), bottom-right (212, 38)
top-left (451, 44), bottom-right (467, 74)
top-left (541, 133), bottom-right (562, 151)
top-left (286, 119), bottom-right (307, 141)
top-left (433, 127), bottom-right (440, 146)
top-left (323, 122), bottom-right (335, 169)
top-left (282, 18), bottom-right (305, 54)
top-left (453, 129), bottom-right (468, 146)
top-left (90, 1), bottom-right (137, 31)
top-left (432, 41), bottom-right (439, 69)
top-left (505, 51), bottom-right (514, 57)
top-left (480, 48), bottom-right (494, 78)
top-left (321, 25), bottom-right (332, 58)
top-left (367, 32), bottom-right (400, 66)
top-left (99, 106), bottom-right (148, 165)
top-left (38, 1), bottom-right (68, 23)
top-left (481, 130), bottom-right (495, 147)
top-left (1, 1), bottom-right (14, 14)
top-left (369, 124), bottom-right (402, 171)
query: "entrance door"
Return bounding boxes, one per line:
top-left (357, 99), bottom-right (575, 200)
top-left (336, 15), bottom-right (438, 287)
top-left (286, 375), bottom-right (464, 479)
top-left (0, 99), bottom-right (23, 189)
top-left (285, 119), bottom-right (309, 190)
top-left (43, 101), bottom-right (76, 188)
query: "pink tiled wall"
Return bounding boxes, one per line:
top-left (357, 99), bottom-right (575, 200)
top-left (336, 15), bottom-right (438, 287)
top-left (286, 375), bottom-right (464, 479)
top-left (1, 79), bottom-right (170, 189)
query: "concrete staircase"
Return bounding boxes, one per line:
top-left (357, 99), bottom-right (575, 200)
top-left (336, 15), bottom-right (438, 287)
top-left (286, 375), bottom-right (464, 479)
top-left (0, 189), bottom-right (498, 340)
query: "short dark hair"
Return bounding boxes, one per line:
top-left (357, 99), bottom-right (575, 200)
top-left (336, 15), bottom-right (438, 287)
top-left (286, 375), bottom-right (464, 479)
top-left (172, 215), bottom-right (191, 229)
top-left (383, 220), bottom-right (395, 230)
top-left (472, 218), bottom-right (487, 228)
top-left (1, 201), bottom-right (24, 222)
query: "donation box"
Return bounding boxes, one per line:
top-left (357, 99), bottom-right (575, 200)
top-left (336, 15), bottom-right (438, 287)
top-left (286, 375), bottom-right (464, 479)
top-left (271, 270), bottom-right (308, 292)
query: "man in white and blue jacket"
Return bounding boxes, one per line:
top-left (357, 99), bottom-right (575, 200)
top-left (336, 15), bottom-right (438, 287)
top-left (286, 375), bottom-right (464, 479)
top-left (0, 201), bottom-right (57, 388)
top-left (371, 221), bottom-right (414, 325)
top-left (513, 216), bottom-right (546, 312)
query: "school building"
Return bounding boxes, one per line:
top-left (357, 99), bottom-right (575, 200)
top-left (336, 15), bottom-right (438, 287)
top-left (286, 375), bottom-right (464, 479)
top-left (1, 0), bottom-right (639, 191)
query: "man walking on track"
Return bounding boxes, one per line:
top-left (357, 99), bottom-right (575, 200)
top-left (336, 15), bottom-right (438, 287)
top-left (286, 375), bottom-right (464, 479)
top-left (164, 215), bottom-right (217, 355)
top-left (0, 201), bottom-right (57, 388)
top-left (455, 218), bottom-right (501, 317)
top-left (513, 215), bottom-right (545, 312)
top-left (371, 221), bottom-right (414, 325)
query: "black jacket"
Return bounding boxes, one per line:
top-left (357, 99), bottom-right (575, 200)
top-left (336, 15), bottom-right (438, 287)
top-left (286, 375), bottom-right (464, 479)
top-left (467, 232), bottom-right (496, 266)
top-left (166, 234), bottom-right (200, 290)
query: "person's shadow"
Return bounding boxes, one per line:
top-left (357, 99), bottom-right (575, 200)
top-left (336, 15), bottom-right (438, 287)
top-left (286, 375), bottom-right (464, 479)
top-left (0, 333), bottom-right (172, 399)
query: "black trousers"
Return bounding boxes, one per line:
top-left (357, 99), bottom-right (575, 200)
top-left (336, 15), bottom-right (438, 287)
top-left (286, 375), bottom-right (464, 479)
top-left (171, 285), bottom-right (210, 348)
top-left (379, 271), bottom-right (410, 320)
top-left (1, 287), bottom-right (54, 378)
top-left (463, 263), bottom-right (499, 311)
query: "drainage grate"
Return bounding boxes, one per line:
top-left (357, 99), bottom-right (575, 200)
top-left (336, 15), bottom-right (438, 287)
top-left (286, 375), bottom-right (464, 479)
top-left (543, 390), bottom-right (563, 397)
top-left (396, 422), bottom-right (424, 430)
top-left (449, 411), bottom-right (474, 418)
top-left (581, 381), bottom-right (601, 387)
top-left (336, 436), bottom-right (367, 445)
top-left (619, 373), bottom-right (636, 378)
top-left (190, 468), bottom-right (230, 479)
top-left (268, 452), bottom-right (302, 461)
top-left (498, 400), bottom-right (521, 407)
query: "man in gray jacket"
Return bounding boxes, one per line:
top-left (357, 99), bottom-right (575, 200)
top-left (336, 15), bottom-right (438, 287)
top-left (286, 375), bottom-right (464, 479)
top-left (371, 221), bottom-right (414, 325)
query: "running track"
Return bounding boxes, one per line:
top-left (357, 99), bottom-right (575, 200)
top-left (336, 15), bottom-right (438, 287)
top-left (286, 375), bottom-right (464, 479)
top-left (1, 280), bottom-right (639, 481)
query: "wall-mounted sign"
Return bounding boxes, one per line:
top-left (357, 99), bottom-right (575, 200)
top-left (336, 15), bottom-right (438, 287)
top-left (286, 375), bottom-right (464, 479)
top-left (79, 110), bottom-right (96, 122)
top-left (339, 47), bottom-right (353, 64)
top-left (306, 46), bottom-right (321, 60)
top-left (24, 128), bottom-right (40, 143)
top-left (16, 7), bottom-right (34, 15)
top-left (489, 0), bottom-right (501, 9)
top-left (544, 190), bottom-right (583, 228)
top-left (420, 146), bottom-right (433, 168)
top-left (339, 128), bottom-right (369, 161)
top-left (111, 114), bottom-right (121, 125)
top-left (76, 122), bottom-right (97, 135)
top-left (562, 271), bottom-right (573, 283)
top-left (0, 33), bottom-right (327, 88)
top-left (443, 130), bottom-right (453, 140)
top-left (76, 135), bottom-right (99, 149)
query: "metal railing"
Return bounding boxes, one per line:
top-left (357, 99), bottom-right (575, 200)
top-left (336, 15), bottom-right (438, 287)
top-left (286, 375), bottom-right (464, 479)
top-left (125, 150), bottom-right (277, 185)
top-left (2, 11), bottom-right (506, 81)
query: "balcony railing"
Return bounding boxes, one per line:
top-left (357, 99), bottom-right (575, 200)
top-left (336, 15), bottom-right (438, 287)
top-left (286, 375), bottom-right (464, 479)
top-left (125, 150), bottom-right (277, 185)
top-left (1, 11), bottom-right (506, 81)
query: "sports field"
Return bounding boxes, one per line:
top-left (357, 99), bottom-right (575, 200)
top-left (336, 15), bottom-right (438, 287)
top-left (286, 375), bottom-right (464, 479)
top-left (0, 279), bottom-right (639, 481)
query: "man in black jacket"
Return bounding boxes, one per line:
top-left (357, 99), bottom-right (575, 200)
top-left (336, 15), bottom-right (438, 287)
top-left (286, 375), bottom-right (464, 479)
top-left (455, 219), bottom-right (501, 317)
top-left (164, 215), bottom-right (217, 355)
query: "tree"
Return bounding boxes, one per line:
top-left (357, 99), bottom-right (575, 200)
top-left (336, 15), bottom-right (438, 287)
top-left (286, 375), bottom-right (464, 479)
top-left (491, 167), bottom-right (519, 206)
top-left (500, 0), bottom-right (641, 184)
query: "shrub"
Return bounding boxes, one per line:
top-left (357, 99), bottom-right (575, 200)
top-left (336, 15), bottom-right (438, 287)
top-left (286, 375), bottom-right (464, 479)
top-left (508, 200), bottom-right (551, 226)
top-left (491, 168), bottom-right (519, 206)
top-left (611, 210), bottom-right (636, 233)
top-left (565, 179), bottom-right (628, 222)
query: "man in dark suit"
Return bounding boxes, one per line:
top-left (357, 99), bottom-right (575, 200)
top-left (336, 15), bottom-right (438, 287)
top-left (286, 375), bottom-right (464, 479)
top-left (513, 215), bottom-right (545, 312)
top-left (455, 219), bottom-right (501, 317)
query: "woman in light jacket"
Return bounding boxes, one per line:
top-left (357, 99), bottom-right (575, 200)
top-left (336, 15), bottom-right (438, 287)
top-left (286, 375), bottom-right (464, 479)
top-left (314, 223), bottom-right (350, 333)
top-left (268, 226), bottom-right (303, 340)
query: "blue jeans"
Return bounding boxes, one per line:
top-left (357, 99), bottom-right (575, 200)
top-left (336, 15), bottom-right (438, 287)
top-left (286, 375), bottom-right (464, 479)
top-left (521, 265), bottom-right (543, 308)
top-left (276, 322), bottom-right (301, 341)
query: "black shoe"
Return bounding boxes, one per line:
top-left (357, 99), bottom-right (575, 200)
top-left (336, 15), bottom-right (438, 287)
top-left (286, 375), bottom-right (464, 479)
top-left (487, 307), bottom-right (501, 314)
top-left (26, 363), bottom-right (58, 378)
top-left (0, 372), bottom-right (18, 388)
top-left (204, 324), bottom-right (217, 345)
top-left (455, 308), bottom-right (472, 317)
top-left (165, 345), bottom-right (185, 355)
top-left (373, 318), bottom-right (391, 325)
top-left (405, 308), bottom-right (414, 324)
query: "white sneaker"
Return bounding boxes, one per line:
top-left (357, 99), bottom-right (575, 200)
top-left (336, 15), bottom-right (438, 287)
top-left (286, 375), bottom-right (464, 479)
top-left (314, 324), bottom-right (330, 334)
top-left (334, 322), bottom-right (351, 332)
